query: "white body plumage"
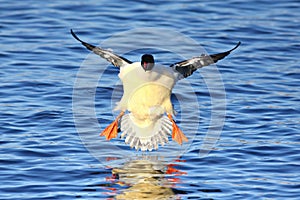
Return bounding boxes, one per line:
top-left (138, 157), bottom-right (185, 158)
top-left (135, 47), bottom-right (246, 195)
top-left (115, 62), bottom-right (180, 151)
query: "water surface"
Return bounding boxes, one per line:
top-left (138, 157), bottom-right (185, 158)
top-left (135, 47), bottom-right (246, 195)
top-left (1, 0), bottom-right (299, 199)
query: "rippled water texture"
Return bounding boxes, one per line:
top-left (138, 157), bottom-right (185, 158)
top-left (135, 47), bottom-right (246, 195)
top-left (1, 0), bottom-right (300, 199)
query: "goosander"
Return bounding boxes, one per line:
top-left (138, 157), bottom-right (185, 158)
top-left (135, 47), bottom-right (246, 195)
top-left (71, 29), bottom-right (240, 151)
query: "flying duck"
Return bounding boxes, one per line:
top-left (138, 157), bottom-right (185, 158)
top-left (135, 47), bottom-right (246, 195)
top-left (71, 29), bottom-right (240, 151)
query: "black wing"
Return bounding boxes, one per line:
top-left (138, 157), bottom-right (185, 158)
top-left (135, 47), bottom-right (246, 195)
top-left (71, 29), bottom-right (132, 67)
top-left (170, 42), bottom-right (241, 78)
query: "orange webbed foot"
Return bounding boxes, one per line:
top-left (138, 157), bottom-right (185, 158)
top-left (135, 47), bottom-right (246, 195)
top-left (168, 114), bottom-right (188, 145)
top-left (100, 112), bottom-right (124, 140)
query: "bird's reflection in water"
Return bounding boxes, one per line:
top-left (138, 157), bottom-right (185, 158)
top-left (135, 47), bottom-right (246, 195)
top-left (104, 156), bottom-right (186, 199)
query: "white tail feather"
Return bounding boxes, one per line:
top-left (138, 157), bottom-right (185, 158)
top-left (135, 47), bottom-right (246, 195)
top-left (120, 113), bottom-right (172, 151)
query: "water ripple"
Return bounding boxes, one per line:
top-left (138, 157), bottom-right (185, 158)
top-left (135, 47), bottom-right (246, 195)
top-left (1, 0), bottom-right (299, 199)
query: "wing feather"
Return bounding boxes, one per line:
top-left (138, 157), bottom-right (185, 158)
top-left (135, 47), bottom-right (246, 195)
top-left (170, 42), bottom-right (241, 78)
top-left (71, 29), bottom-right (132, 67)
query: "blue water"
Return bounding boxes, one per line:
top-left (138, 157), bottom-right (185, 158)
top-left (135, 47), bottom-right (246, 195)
top-left (1, 0), bottom-right (300, 199)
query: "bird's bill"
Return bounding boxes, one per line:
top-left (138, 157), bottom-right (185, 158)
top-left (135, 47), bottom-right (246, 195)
top-left (142, 62), bottom-right (154, 71)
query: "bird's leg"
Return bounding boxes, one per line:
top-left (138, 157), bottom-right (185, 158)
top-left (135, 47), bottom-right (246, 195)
top-left (100, 111), bottom-right (124, 140)
top-left (167, 114), bottom-right (188, 145)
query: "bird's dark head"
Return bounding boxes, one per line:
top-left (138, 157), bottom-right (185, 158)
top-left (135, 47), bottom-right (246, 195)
top-left (141, 54), bottom-right (155, 71)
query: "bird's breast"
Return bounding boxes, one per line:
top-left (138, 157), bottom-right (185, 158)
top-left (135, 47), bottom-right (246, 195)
top-left (126, 83), bottom-right (172, 119)
top-left (117, 63), bottom-right (176, 120)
